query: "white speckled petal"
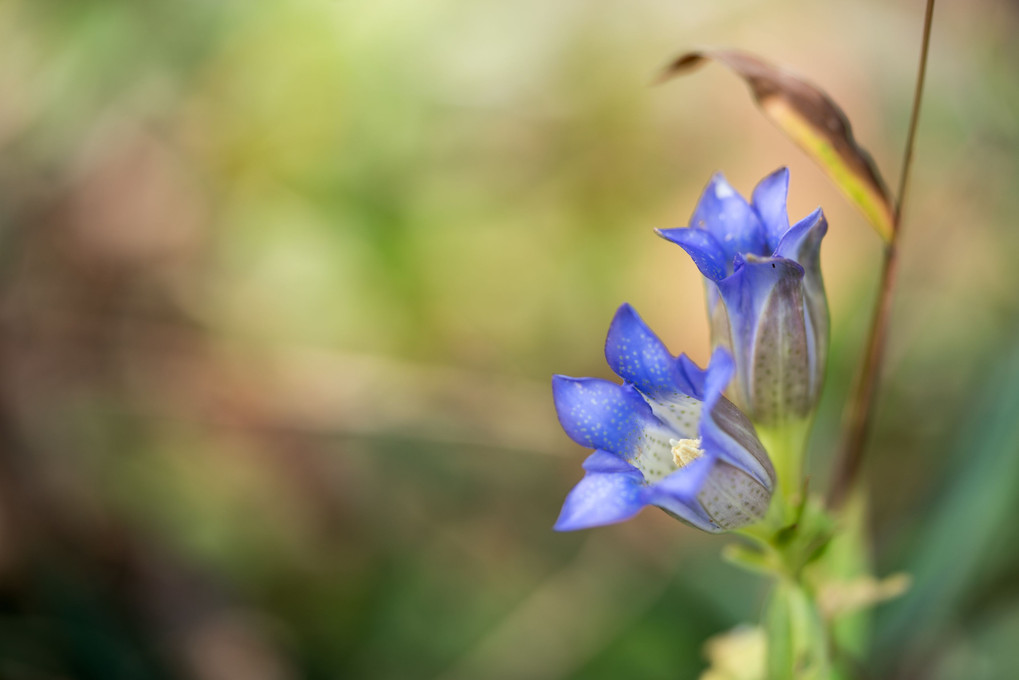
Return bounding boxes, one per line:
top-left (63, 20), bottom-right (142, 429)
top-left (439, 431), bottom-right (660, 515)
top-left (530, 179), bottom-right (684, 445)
top-left (646, 394), bottom-right (703, 441)
top-left (646, 456), bottom-right (720, 532)
top-left (630, 419), bottom-right (687, 484)
top-left (696, 460), bottom-right (771, 530)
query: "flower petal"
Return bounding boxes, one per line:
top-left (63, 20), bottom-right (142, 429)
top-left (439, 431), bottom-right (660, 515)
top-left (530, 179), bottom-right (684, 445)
top-left (645, 456), bottom-right (721, 532)
top-left (774, 207), bottom-right (827, 271)
top-left (581, 448), bottom-right (643, 475)
top-left (698, 349), bottom-right (775, 489)
top-left (716, 255), bottom-right (804, 356)
top-left (700, 345), bottom-right (736, 404)
top-left (689, 173), bottom-right (767, 264)
top-left (551, 376), bottom-right (654, 455)
top-left (604, 304), bottom-right (676, 398)
top-left (554, 451), bottom-right (647, 531)
top-left (696, 459), bottom-right (771, 530)
top-left (751, 167), bottom-right (792, 252)
top-left (603, 305), bottom-right (706, 439)
top-left (717, 256), bottom-right (812, 424)
top-left (674, 354), bottom-right (708, 400)
top-left (655, 227), bottom-right (728, 282)
top-left (774, 207), bottom-right (828, 405)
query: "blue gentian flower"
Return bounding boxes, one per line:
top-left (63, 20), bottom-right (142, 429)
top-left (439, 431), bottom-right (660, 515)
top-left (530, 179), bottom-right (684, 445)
top-left (552, 304), bottom-right (775, 532)
top-left (657, 169), bottom-right (828, 425)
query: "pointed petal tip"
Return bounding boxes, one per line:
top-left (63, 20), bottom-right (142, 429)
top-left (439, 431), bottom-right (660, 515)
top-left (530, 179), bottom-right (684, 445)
top-left (657, 227), bottom-right (728, 281)
top-left (605, 308), bottom-right (683, 398)
top-left (611, 302), bottom-right (639, 324)
top-left (552, 506), bottom-right (595, 531)
top-left (606, 304), bottom-right (642, 356)
top-left (752, 166), bottom-right (790, 197)
top-left (552, 512), bottom-right (636, 532)
top-left (808, 207), bottom-right (828, 237)
top-left (605, 303), bottom-right (644, 353)
top-left (772, 206), bottom-right (829, 264)
top-left (767, 166), bottom-right (790, 182)
top-left (552, 516), bottom-right (581, 532)
top-left (706, 171), bottom-right (737, 199)
top-left (553, 507), bottom-right (642, 532)
top-left (553, 468), bottom-right (647, 531)
top-left (806, 206), bottom-right (828, 231)
top-left (551, 374), bottom-right (578, 389)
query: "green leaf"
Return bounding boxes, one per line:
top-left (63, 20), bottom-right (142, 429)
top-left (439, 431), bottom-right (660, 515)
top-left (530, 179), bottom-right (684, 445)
top-left (658, 49), bottom-right (895, 241)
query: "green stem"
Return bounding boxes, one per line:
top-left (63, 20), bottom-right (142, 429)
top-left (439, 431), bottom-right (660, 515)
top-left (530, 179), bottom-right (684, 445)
top-left (765, 577), bottom-right (831, 679)
top-left (757, 418), bottom-right (813, 518)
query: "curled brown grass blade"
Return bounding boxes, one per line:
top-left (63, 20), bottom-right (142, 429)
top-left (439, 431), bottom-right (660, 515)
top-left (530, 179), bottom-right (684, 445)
top-left (660, 49), bottom-right (894, 241)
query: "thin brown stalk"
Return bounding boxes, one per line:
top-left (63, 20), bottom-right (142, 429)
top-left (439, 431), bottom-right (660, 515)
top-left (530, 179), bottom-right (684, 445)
top-left (829, 0), bottom-right (936, 508)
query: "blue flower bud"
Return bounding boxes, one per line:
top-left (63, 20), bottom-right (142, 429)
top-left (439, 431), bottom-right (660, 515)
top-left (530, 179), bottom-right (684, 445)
top-left (658, 169), bottom-right (829, 425)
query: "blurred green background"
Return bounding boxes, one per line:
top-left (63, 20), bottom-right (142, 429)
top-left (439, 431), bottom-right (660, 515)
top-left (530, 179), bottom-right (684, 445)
top-left (0, 0), bottom-right (1018, 678)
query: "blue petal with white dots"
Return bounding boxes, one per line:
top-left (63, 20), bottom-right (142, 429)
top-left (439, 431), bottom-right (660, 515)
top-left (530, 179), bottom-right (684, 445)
top-left (552, 334), bottom-right (774, 533)
top-left (605, 303), bottom-right (681, 398)
top-left (551, 376), bottom-right (657, 457)
top-left (553, 451), bottom-right (647, 531)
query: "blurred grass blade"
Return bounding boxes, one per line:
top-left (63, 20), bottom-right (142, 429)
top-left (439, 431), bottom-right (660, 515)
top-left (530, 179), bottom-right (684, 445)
top-left (659, 49), bottom-right (894, 241)
top-left (875, 344), bottom-right (1019, 664)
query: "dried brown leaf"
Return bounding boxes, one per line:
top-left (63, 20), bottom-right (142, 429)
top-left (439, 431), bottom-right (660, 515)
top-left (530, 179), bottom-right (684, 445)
top-left (660, 49), bottom-right (894, 240)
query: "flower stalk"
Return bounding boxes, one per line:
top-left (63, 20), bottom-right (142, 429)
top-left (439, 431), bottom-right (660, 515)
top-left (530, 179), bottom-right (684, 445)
top-left (829, 0), bottom-right (936, 508)
top-left (765, 578), bottom-right (830, 680)
top-left (550, 6), bottom-right (938, 660)
top-left (756, 418), bottom-right (813, 518)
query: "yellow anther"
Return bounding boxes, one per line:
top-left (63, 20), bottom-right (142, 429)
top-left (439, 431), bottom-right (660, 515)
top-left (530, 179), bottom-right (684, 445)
top-left (670, 437), bottom-right (705, 468)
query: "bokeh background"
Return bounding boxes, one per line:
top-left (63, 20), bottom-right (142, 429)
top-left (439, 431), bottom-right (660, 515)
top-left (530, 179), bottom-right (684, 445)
top-left (0, 0), bottom-right (1017, 678)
